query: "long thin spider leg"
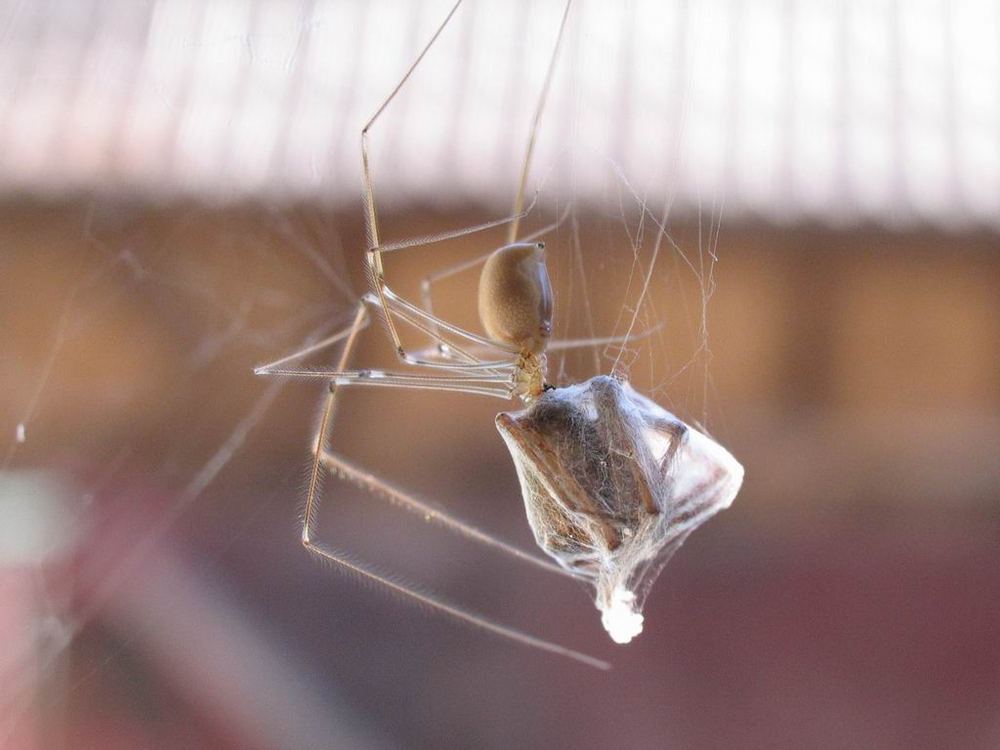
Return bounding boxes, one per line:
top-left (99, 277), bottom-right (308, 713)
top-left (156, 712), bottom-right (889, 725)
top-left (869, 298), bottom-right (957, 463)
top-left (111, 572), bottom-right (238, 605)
top-left (359, 284), bottom-right (522, 379)
top-left (262, 367), bottom-right (513, 399)
top-left (306, 540), bottom-right (608, 670)
top-left (367, 274), bottom-right (521, 362)
top-left (420, 246), bottom-right (499, 348)
top-left (328, 374), bottom-right (510, 399)
top-left (361, 1), bottom-right (571, 363)
top-left (254, 311), bottom-right (372, 374)
top-left (405, 321), bottom-right (666, 365)
top-left (254, 304), bottom-right (512, 396)
top-left (371, 193), bottom-right (538, 255)
top-left (256, 303), bottom-right (516, 387)
top-left (374, 292), bottom-right (518, 372)
top-left (300, 304), bottom-right (608, 669)
top-left (256, 293), bottom-right (515, 380)
top-left (319, 451), bottom-right (572, 579)
top-left (507, 0), bottom-right (573, 244)
top-left (545, 322), bottom-right (666, 352)
top-left (361, 0), bottom-right (476, 360)
top-left (420, 207), bottom-right (573, 291)
top-left (377, 289), bottom-right (514, 352)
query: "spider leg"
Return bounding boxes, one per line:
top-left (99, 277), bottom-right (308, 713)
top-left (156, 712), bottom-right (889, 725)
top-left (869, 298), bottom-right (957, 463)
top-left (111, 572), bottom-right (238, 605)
top-left (256, 295), bottom-right (516, 381)
top-left (318, 451), bottom-right (571, 579)
top-left (254, 309), bottom-right (372, 376)
top-left (361, 0), bottom-right (573, 364)
top-left (369, 198), bottom-right (539, 257)
top-left (405, 204), bottom-right (657, 365)
top-left (254, 294), bottom-right (660, 380)
top-left (507, 1), bottom-right (573, 243)
top-left (359, 0), bottom-right (520, 367)
top-left (373, 291), bottom-right (517, 369)
top-left (294, 302), bottom-right (607, 669)
top-left (255, 308), bottom-right (514, 398)
top-left (405, 322), bottom-right (665, 366)
top-left (259, 363), bottom-right (515, 401)
top-left (304, 539), bottom-right (608, 670)
top-left (363, 248), bottom-right (524, 369)
top-left (546, 322), bottom-right (666, 353)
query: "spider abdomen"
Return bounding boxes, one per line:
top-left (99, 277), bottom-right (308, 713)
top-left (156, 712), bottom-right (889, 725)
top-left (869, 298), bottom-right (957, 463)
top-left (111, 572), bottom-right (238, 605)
top-left (478, 242), bottom-right (553, 355)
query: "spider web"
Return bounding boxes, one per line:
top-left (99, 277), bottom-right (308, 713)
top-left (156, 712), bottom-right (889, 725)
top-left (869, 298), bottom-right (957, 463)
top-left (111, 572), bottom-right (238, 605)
top-left (0, 2), bottom-right (725, 745)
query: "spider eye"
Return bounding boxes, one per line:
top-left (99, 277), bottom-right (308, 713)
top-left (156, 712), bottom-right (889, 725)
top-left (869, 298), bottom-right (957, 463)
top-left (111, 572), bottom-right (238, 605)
top-left (477, 243), bottom-right (553, 355)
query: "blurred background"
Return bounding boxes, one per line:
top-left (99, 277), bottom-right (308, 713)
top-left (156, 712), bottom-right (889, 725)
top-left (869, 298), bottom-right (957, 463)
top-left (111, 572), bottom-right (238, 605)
top-left (2, 1), bottom-right (999, 748)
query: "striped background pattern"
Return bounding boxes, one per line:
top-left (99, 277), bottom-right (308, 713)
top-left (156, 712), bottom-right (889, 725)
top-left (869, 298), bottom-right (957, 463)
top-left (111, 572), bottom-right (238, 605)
top-left (1, 0), bottom-right (998, 228)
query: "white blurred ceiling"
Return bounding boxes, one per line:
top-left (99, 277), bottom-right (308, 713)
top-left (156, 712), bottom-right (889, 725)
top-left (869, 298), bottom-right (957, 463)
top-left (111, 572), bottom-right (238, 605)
top-left (1, 0), bottom-right (998, 228)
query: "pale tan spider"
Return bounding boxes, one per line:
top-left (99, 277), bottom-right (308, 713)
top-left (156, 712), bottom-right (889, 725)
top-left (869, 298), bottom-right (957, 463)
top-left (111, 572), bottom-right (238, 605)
top-left (256, 0), bottom-right (743, 670)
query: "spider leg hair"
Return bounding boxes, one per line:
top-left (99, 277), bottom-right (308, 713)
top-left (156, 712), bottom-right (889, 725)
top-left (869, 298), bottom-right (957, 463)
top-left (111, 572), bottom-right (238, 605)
top-left (319, 451), bottom-right (572, 579)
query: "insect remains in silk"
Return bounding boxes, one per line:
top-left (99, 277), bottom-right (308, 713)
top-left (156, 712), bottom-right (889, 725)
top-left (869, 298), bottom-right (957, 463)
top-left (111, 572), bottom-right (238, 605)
top-left (498, 376), bottom-right (742, 644)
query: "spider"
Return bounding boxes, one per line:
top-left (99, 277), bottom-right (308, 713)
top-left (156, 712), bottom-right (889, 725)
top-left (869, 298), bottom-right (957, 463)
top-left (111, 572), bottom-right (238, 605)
top-left (256, 0), bottom-right (743, 670)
